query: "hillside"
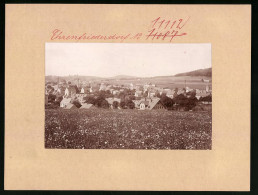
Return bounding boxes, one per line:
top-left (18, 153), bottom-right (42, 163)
top-left (45, 75), bottom-right (104, 82)
top-left (108, 75), bottom-right (138, 80)
top-left (174, 68), bottom-right (212, 77)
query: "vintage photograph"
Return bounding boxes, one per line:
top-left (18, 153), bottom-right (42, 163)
top-left (45, 43), bottom-right (212, 149)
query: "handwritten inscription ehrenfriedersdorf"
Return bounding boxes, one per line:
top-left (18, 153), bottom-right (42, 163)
top-left (50, 17), bottom-right (190, 42)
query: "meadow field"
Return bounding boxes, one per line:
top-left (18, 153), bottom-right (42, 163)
top-left (45, 109), bottom-right (212, 150)
top-left (103, 76), bottom-right (212, 90)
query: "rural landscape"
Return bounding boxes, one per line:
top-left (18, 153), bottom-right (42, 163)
top-left (45, 43), bottom-right (212, 150)
top-left (45, 68), bottom-right (212, 149)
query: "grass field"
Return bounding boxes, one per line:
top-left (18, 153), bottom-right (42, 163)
top-left (103, 76), bottom-right (212, 90)
top-left (45, 109), bottom-right (212, 150)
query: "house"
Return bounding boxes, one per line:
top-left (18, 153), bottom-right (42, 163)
top-left (106, 85), bottom-right (112, 91)
top-left (64, 103), bottom-right (78, 109)
top-left (112, 90), bottom-right (120, 95)
top-left (135, 90), bottom-right (143, 97)
top-left (90, 85), bottom-right (100, 93)
top-left (75, 94), bottom-right (87, 104)
top-left (105, 98), bottom-right (121, 108)
top-left (177, 89), bottom-right (186, 96)
top-left (138, 98), bottom-right (166, 110)
top-left (64, 86), bottom-right (77, 98)
top-left (132, 100), bottom-right (141, 109)
top-left (46, 87), bottom-right (54, 94)
top-left (57, 87), bottom-right (66, 95)
top-left (52, 85), bottom-right (59, 91)
top-left (80, 87), bottom-right (89, 94)
top-left (206, 85), bottom-right (211, 92)
top-left (148, 98), bottom-right (166, 110)
top-left (135, 85), bottom-right (143, 91)
top-left (202, 78), bottom-right (210, 83)
top-left (185, 87), bottom-right (192, 93)
top-left (80, 103), bottom-right (95, 109)
top-left (99, 83), bottom-right (107, 91)
top-left (147, 90), bottom-right (156, 98)
top-left (60, 98), bottom-right (72, 108)
top-left (196, 92), bottom-right (209, 100)
top-left (129, 83), bottom-right (134, 90)
top-left (139, 101), bottom-right (149, 110)
top-left (163, 88), bottom-right (171, 92)
top-left (166, 90), bottom-right (174, 99)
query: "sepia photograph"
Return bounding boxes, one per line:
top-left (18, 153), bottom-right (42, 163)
top-left (45, 43), bottom-right (212, 150)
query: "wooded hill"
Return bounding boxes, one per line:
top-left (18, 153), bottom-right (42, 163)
top-left (174, 68), bottom-right (212, 77)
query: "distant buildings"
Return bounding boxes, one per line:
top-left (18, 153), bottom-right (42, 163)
top-left (45, 77), bottom-right (212, 110)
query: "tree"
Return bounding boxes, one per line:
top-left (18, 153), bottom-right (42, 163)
top-left (118, 91), bottom-right (125, 99)
top-left (155, 91), bottom-right (160, 97)
top-left (190, 89), bottom-right (196, 98)
top-left (120, 101), bottom-right (126, 109)
top-left (127, 102), bottom-right (135, 109)
top-left (128, 95), bottom-right (136, 101)
top-left (174, 94), bottom-right (188, 108)
top-left (200, 95), bottom-right (212, 102)
top-left (143, 91), bottom-right (148, 98)
top-left (173, 88), bottom-right (178, 98)
top-left (72, 100), bottom-right (81, 108)
top-left (84, 95), bottom-right (96, 105)
top-left (47, 85), bottom-right (53, 90)
top-left (55, 95), bottom-right (63, 105)
top-left (73, 85), bottom-right (80, 93)
top-left (48, 94), bottom-right (56, 103)
top-left (113, 101), bottom-right (119, 109)
top-left (174, 93), bottom-right (198, 110)
top-left (187, 96), bottom-right (198, 109)
top-left (125, 99), bottom-right (135, 109)
top-left (101, 100), bottom-right (109, 109)
top-left (160, 95), bottom-right (174, 109)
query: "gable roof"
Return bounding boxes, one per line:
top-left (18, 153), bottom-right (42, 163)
top-left (60, 98), bottom-right (71, 105)
top-left (148, 98), bottom-right (162, 110)
top-left (64, 103), bottom-right (77, 109)
top-left (136, 98), bottom-right (162, 110)
top-left (80, 103), bottom-right (94, 109)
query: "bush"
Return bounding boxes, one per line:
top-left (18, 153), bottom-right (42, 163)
top-left (101, 100), bottom-right (109, 109)
top-left (120, 101), bottom-right (126, 109)
top-left (113, 101), bottom-right (119, 109)
top-left (127, 102), bottom-right (135, 109)
top-left (84, 95), bottom-right (96, 105)
top-left (72, 100), bottom-right (82, 108)
top-left (160, 95), bottom-right (174, 109)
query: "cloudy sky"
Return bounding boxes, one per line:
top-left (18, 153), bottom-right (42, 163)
top-left (45, 43), bottom-right (211, 77)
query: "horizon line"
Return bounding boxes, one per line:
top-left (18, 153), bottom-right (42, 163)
top-left (45, 67), bottom-right (212, 78)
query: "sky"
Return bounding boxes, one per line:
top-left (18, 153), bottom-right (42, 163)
top-left (45, 43), bottom-right (211, 77)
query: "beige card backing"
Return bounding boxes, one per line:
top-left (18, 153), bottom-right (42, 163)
top-left (5, 4), bottom-right (251, 190)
